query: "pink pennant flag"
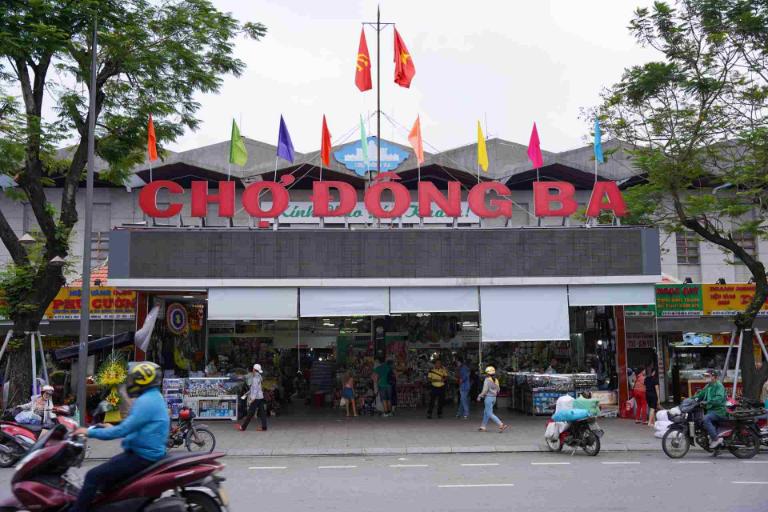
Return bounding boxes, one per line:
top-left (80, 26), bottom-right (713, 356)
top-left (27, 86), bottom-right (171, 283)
top-left (527, 122), bottom-right (544, 168)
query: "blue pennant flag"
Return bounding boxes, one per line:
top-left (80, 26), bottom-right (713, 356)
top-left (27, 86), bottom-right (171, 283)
top-left (594, 118), bottom-right (604, 164)
top-left (277, 115), bottom-right (295, 163)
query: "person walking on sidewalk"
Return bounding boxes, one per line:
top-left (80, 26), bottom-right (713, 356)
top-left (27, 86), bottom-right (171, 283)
top-left (632, 367), bottom-right (647, 424)
top-left (236, 364), bottom-right (267, 432)
top-left (645, 364), bottom-right (662, 426)
top-left (342, 372), bottom-right (357, 417)
top-left (427, 359), bottom-right (449, 419)
top-left (477, 366), bottom-right (508, 433)
top-left (373, 357), bottom-right (393, 417)
top-left (455, 357), bottom-right (470, 419)
top-left (694, 369), bottom-right (728, 449)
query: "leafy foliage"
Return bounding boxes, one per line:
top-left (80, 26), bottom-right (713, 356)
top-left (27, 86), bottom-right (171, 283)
top-left (598, 0), bottom-right (768, 396)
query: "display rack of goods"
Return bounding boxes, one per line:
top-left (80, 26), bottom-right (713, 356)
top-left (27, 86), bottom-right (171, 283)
top-left (163, 378), bottom-right (185, 419)
top-left (531, 389), bottom-right (576, 415)
top-left (572, 373), bottom-right (598, 393)
top-left (184, 377), bottom-right (240, 420)
top-left (396, 383), bottom-right (422, 408)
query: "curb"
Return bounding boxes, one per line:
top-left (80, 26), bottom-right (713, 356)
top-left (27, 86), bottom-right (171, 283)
top-left (85, 443), bottom-right (662, 460)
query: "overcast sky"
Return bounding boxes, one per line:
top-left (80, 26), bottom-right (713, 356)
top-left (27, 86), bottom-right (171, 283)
top-left (169, 0), bottom-right (659, 155)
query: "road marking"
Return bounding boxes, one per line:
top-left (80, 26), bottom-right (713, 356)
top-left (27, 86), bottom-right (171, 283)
top-left (461, 463), bottom-right (500, 467)
top-left (742, 461), bottom-right (768, 464)
top-left (439, 484), bottom-right (515, 488)
top-left (249, 466), bottom-right (287, 470)
top-left (675, 461), bottom-right (711, 464)
top-left (397, 457), bottom-right (408, 461)
top-left (531, 462), bottom-right (571, 466)
top-left (389, 464), bottom-right (429, 468)
top-left (732, 481), bottom-right (768, 485)
top-left (601, 462), bottom-right (641, 465)
top-left (318, 465), bottom-right (358, 469)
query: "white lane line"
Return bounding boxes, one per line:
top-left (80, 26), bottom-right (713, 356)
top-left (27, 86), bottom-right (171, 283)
top-left (248, 466), bottom-right (287, 470)
top-left (461, 463), bottom-right (500, 467)
top-left (601, 462), bottom-right (641, 465)
top-left (389, 464), bottom-right (429, 468)
top-left (439, 484), bottom-right (515, 488)
top-left (531, 462), bottom-right (571, 466)
top-left (742, 461), bottom-right (768, 464)
top-left (675, 461), bottom-right (712, 464)
top-left (732, 481), bottom-right (768, 485)
top-left (318, 465), bottom-right (358, 469)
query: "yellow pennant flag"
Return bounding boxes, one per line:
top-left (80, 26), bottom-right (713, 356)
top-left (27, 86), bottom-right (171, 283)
top-left (477, 121), bottom-right (489, 172)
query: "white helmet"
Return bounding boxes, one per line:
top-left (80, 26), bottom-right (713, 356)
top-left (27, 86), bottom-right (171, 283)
top-left (41, 385), bottom-right (54, 394)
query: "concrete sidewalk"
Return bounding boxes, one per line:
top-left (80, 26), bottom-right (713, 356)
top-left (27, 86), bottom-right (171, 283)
top-left (85, 409), bottom-right (665, 459)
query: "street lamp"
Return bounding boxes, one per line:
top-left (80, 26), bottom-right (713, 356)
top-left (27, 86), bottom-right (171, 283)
top-left (19, 233), bottom-right (35, 245)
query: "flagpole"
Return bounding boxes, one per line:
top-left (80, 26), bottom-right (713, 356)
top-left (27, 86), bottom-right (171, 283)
top-left (376, 5), bottom-right (381, 183)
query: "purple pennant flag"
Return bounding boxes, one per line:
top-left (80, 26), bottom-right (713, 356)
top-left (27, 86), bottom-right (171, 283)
top-left (277, 115), bottom-right (295, 163)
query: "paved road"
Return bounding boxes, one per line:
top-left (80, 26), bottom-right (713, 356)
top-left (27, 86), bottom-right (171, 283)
top-left (2, 451), bottom-right (766, 511)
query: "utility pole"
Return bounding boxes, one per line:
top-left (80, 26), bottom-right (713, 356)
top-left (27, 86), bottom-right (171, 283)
top-left (77, 15), bottom-right (98, 426)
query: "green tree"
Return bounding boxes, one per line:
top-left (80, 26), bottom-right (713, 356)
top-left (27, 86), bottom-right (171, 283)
top-left (598, 0), bottom-right (768, 398)
top-left (0, 0), bottom-right (265, 405)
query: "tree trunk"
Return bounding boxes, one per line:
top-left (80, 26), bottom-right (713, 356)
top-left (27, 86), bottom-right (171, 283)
top-left (738, 329), bottom-right (768, 400)
top-left (6, 318), bottom-right (36, 409)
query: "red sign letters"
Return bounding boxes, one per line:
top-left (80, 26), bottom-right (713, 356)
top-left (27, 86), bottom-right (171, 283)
top-left (138, 179), bottom-right (627, 220)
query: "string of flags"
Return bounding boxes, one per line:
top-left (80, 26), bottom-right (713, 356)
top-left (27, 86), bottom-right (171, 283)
top-left (146, 115), bottom-right (607, 177)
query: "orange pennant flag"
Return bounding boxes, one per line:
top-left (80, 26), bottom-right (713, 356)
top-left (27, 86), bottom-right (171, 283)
top-left (408, 116), bottom-right (424, 165)
top-left (147, 114), bottom-right (158, 161)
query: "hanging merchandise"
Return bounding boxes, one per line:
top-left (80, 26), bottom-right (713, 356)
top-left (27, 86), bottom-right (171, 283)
top-left (166, 303), bottom-right (188, 335)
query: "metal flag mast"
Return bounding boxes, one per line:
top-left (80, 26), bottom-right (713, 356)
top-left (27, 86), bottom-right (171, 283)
top-left (363, 6), bottom-right (394, 182)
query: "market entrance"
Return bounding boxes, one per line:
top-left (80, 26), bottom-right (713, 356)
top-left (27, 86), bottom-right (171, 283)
top-left (138, 290), bottom-right (627, 422)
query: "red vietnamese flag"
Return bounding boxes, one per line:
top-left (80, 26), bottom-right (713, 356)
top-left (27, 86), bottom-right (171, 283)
top-left (527, 122), bottom-right (544, 168)
top-left (393, 28), bottom-right (415, 88)
top-left (147, 114), bottom-right (158, 161)
top-left (321, 115), bottom-right (332, 167)
top-left (355, 29), bottom-right (372, 92)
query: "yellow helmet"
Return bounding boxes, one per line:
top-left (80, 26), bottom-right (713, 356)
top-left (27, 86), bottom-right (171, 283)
top-left (484, 366), bottom-right (496, 375)
top-left (126, 362), bottom-right (162, 397)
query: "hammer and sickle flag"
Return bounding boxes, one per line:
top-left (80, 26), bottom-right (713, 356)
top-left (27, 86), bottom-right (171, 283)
top-left (355, 28), bottom-right (372, 92)
top-left (394, 28), bottom-right (415, 88)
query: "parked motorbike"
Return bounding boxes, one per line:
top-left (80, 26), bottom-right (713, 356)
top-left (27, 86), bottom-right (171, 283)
top-left (661, 398), bottom-right (761, 459)
top-left (0, 405), bottom-right (79, 468)
top-left (167, 407), bottom-right (216, 453)
top-left (545, 416), bottom-right (604, 456)
top-left (729, 397), bottom-right (768, 450)
top-left (0, 424), bottom-right (229, 512)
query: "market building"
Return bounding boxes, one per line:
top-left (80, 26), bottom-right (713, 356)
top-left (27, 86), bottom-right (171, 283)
top-left (103, 135), bottom-right (659, 420)
top-left (2, 134), bottom-right (766, 419)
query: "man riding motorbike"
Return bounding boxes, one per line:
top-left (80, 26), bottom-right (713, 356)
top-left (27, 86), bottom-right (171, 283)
top-left (693, 368), bottom-right (727, 449)
top-left (72, 362), bottom-right (170, 512)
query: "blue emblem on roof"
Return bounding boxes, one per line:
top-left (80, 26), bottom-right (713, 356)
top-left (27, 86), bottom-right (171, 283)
top-left (334, 136), bottom-right (410, 176)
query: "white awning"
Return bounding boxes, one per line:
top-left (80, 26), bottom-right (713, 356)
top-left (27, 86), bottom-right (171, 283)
top-left (568, 284), bottom-right (655, 306)
top-left (207, 287), bottom-right (298, 320)
top-left (300, 287), bottom-right (390, 317)
top-left (480, 286), bottom-right (570, 342)
top-left (390, 287), bottom-right (479, 313)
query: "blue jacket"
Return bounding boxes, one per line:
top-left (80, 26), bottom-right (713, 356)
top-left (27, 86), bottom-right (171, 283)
top-left (88, 387), bottom-right (169, 461)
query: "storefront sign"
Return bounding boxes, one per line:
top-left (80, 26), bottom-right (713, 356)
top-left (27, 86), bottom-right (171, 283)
top-left (624, 305), bottom-right (656, 318)
top-left (45, 287), bottom-right (136, 320)
top-left (655, 284), bottom-right (703, 317)
top-left (702, 284), bottom-right (768, 316)
top-left (625, 332), bottom-right (655, 349)
top-left (275, 201), bottom-right (478, 224)
top-left (138, 179), bottom-right (627, 222)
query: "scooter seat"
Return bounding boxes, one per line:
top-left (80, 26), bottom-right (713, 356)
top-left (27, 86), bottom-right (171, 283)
top-left (118, 453), bottom-right (205, 486)
top-left (7, 422), bottom-right (44, 433)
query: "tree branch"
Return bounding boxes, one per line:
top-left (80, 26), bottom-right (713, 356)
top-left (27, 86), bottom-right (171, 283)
top-left (0, 205), bottom-right (28, 265)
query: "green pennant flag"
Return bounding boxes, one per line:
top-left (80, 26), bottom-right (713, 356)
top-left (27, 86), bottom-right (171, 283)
top-left (229, 119), bottom-right (248, 166)
top-left (360, 115), bottom-right (368, 170)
